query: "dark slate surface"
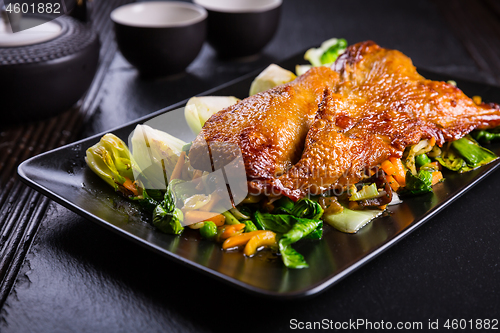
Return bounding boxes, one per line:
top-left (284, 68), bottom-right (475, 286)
top-left (2, 0), bottom-right (499, 332)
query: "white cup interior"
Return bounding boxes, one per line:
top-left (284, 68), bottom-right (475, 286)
top-left (111, 2), bottom-right (207, 28)
top-left (193, 0), bottom-right (282, 13)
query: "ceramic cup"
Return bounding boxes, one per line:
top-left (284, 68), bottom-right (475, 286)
top-left (193, 0), bottom-right (281, 59)
top-left (111, 1), bottom-right (207, 78)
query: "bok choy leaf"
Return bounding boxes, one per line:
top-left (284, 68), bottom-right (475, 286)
top-left (304, 38), bottom-right (348, 67)
top-left (279, 219), bottom-right (322, 269)
top-left (85, 134), bottom-right (135, 193)
top-left (129, 124), bottom-right (188, 190)
top-left (323, 207), bottom-right (382, 233)
top-left (85, 133), bottom-right (152, 203)
top-left (404, 169), bottom-right (433, 195)
top-left (437, 136), bottom-right (497, 173)
top-left (152, 185), bottom-right (184, 235)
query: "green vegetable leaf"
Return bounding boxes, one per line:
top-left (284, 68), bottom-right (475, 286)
top-left (437, 136), bottom-right (498, 173)
top-left (152, 186), bottom-right (184, 235)
top-left (452, 136), bottom-right (497, 170)
top-left (435, 149), bottom-right (466, 172)
top-left (242, 219), bottom-right (258, 232)
top-left (304, 222), bottom-right (323, 240)
top-left (404, 169), bottom-right (433, 195)
top-left (279, 243), bottom-right (308, 269)
top-left (272, 196), bottom-right (295, 214)
top-left (254, 198), bottom-right (324, 242)
top-left (278, 219), bottom-right (321, 269)
top-left (290, 198), bottom-right (324, 219)
top-left (304, 38), bottom-right (348, 67)
top-left (320, 38), bottom-right (348, 65)
top-left (153, 205), bottom-right (184, 235)
top-left (133, 188), bottom-right (161, 213)
top-left (254, 211), bottom-right (296, 233)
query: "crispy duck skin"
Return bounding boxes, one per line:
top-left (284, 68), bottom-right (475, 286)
top-left (189, 66), bottom-right (339, 185)
top-left (274, 41), bottom-right (500, 200)
top-left (190, 41), bottom-right (500, 201)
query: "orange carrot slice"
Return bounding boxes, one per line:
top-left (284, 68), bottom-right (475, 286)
top-left (170, 151), bottom-right (186, 181)
top-left (184, 211), bottom-right (225, 226)
top-left (222, 230), bottom-right (266, 250)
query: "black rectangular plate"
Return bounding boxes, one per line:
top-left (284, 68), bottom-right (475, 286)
top-left (18, 53), bottom-right (500, 299)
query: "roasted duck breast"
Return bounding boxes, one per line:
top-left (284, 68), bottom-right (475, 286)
top-left (190, 41), bottom-right (500, 201)
top-left (189, 66), bottom-right (339, 184)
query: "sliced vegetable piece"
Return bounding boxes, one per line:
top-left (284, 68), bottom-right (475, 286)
top-left (437, 136), bottom-right (498, 173)
top-left (304, 38), bottom-right (347, 67)
top-left (419, 161), bottom-right (440, 172)
top-left (249, 64), bottom-right (297, 96)
top-left (349, 183), bottom-right (379, 201)
top-left (170, 151), bottom-right (186, 181)
top-left (451, 136), bottom-right (497, 171)
top-left (184, 96), bottom-right (240, 135)
top-left (222, 230), bottom-right (266, 250)
top-left (389, 157), bottom-right (406, 186)
top-left (129, 124), bottom-right (187, 189)
top-left (386, 175), bottom-right (400, 192)
top-left (221, 211), bottom-right (240, 225)
top-left (318, 196), bottom-right (343, 215)
top-left (122, 178), bottom-right (139, 196)
top-left (244, 231), bottom-right (277, 256)
top-left (323, 207), bottom-right (382, 233)
top-left (183, 194), bottom-right (212, 211)
top-left (435, 148), bottom-right (466, 172)
top-left (431, 171), bottom-right (443, 186)
top-left (230, 207), bottom-right (251, 220)
top-left (221, 223), bottom-right (246, 240)
top-left (199, 192), bottom-right (221, 212)
top-left (184, 211), bottom-right (225, 226)
top-left (381, 160), bottom-right (396, 176)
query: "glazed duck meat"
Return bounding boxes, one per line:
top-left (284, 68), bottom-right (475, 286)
top-left (189, 41), bottom-right (500, 201)
top-left (189, 66), bottom-right (339, 181)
